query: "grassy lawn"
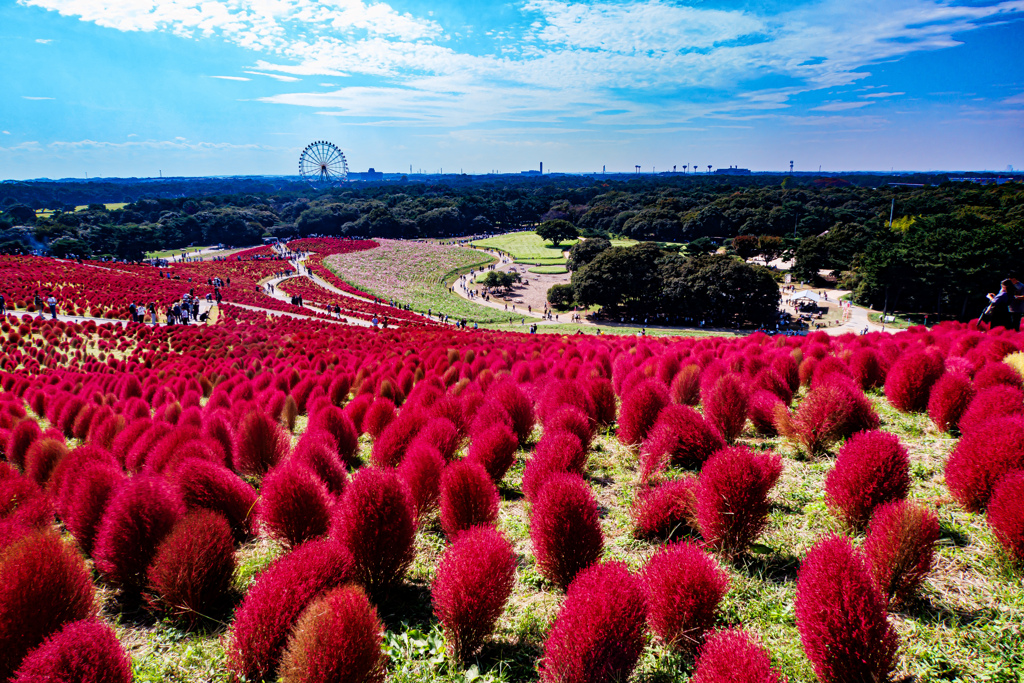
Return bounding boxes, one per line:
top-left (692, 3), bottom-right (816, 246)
top-left (471, 232), bottom-right (575, 261)
top-left (145, 246), bottom-right (214, 259)
top-left (75, 203), bottom-right (129, 212)
top-left (324, 239), bottom-right (510, 323)
top-left (526, 265), bottom-right (568, 274)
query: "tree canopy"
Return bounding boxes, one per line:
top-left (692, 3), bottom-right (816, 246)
top-left (535, 219), bottom-right (579, 246)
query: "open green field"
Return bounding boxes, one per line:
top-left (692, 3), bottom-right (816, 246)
top-left (471, 232), bottom-right (575, 261)
top-left (75, 203), bottom-right (129, 212)
top-left (324, 239), bottom-right (511, 323)
top-left (526, 265), bottom-right (568, 274)
top-left (145, 246), bottom-right (215, 259)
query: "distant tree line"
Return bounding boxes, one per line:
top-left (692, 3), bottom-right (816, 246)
top-left (2, 176), bottom-right (1022, 319)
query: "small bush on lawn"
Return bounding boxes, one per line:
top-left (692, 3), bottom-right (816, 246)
top-left (825, 430), bottom-right (911, 531)
top-left (432, 526), bottom-right (516, 660)
top-left (331, 467), bottom-right (416, 598)
top-left (531, 473), bottom-right (603, 590)
top-left (227, 539), bottom-right (353, 683)
top-left (987, 470), bottom-right (1024, 565)
top-left (641, 541), bottom-right (729, 653)
top-left (539, 561), bottom-right (646, 683)
top-left (278, 586), bottom-right (386, 683)
top-left (795, 535), bottom-right (899, 683)
top-left (696, 447), bottom-right (782, 556)
top-left (0, 529), bottom-right (96, 681)
top-left (439, 460), bottom-right (500, 538)
top-left (690, 628), bottom-right (785, 683)
top-left (147, 509), bottom-right (236, 626)
top-left (864, 500), bottom-right (939, 606)
top-left (630, 477), bottom-right (698, 540)
top-left (11, 619), bottom-right (131, 683)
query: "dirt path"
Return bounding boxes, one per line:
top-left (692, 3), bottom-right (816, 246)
top-left (453, 248), bottom-right (575, 323)
top-left (781, 287), bottom-right (892, 336)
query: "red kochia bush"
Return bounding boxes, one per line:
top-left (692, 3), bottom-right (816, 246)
top-left (0, 471), bottom-right (53, 531)
top-left (670, 364), bottom-right (701, 406)
top-left (11, 618), bottom-right (132, 683)
top-left (6, 418), bottom-right (41, 468)
top-left (362, 398), bottom-right (396, 439)
top-left (539, 561), bottom-right (646, 683)
top-left (172, 457), bottom-right (257, 543)
top-left (23, 437), bottom-right (69, 486)
top-left (957, 384), bottom-right (1024, 434)
top-left (466, 421), bottom-right (519, 481)
top-left (640, 405), bottom-right (724, 481)
top-left (59, 461), bottom-right (124, 554)
top-left (630, 477), bottom-right (698, 540)
top-left (331, 467), bottom-right (416, 597)
top-left (93, 476), bottom-right (185, 591)
top-left (696, 447), bottom-right (782, 556)
top-left (432, 527), bottom-right (516, 660)
top-left (257, 462), bottom-right (333, 548)
top-left (795, 535), bottom-right (899, 683)
top-left (973, 361), bottom-right (1023, 391)
top-left (397, 443), bottom-right (445, 519)
top-left (587, 377), bottom-right (617, 426)
top-left (531, 473), bottom-right (603, 590)
top-left (546, 406), bottom-right (595, 450)
top-left (439, 460), bottom-right (500, 538)
top-left (147, 510), bottom-right (236, 625)
top-left (690, 628), bottom-right (785, 683)
top-left (227, 539), bottom-right (354, 683)
top-left (927, 372), bottom-right (974, 433)
top-left (849, 347), bottom-right (886, 390)
top-left (945, 415), bottom-right (1024, 512)
top-left (885, 350), bottom-right (945, 412)
top-left (617, 379), bottom-right (669, 446)
top-left (779, 376), bottom-right (879, 455)
top-left (232, 410), bottom-right (289, 476)
top-left (307, 406), bottom-right (359, 467)
top-left (864, 500), bottom-right (939, 605)
top-left (824, 430), bottom-right (911, 530)
top-left (291, 430), bottom-right (348, 496)
top-left (641, 542), bottom-right (729, 652)
top-left (987, 470), bottom-right (1024, 564)
top-left (419, 417), bottom-right (462, 461)
top-left (278, 586), bottom-right (386, 683)
top-left (484, 379), bottom-right (535, 445)
top-left (521, 430), bottom-right (587, 502)
top-left (701, 373), bottom-right (750, 444)
top-left (0, 530), bottom-right (96, 681)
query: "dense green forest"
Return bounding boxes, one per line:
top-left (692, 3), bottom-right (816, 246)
top-left (2, 175), bottom-right (1021, 320)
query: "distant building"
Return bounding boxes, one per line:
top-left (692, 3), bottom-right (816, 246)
top-left (714, 166), bottom-right (751, 175)
top-left (349, 168), bottom-right (384, 181)
top-left (520, 170), bottom-right (541, 175)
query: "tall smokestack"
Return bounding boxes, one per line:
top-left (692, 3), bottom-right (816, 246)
top-left (540, 162), bottom-right (543, 174)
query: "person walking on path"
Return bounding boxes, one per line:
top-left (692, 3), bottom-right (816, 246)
top-left (46, 295), bottom-right (57, 319)
top-left (0, 294), bottom-right (6, 316)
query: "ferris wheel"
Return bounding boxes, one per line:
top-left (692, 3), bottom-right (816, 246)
top-left (299, 140), bottom-right (348, 187)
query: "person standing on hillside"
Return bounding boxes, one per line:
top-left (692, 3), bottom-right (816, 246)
top-left (1008, 271), bottom-right (1024, 332)
top-left (46, 294), bottom-right (57, 319)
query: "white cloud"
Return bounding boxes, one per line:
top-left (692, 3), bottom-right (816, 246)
top-left (35, 38), bottom-right (52, 43)
top-left (21, 96), bottom-right (54, 100)
top-left (812, 101), bottom-right (874, 111)
top-left (18, 0), bottom-right (1024, 127)
top-left (2, 131), bottom-right (10, 135)
top-left (244, 70), bottom-right (300, 82)
top-left (210, 75), bottom-right (251, 81)
top-left (860, 92), bottom-right (905, 99)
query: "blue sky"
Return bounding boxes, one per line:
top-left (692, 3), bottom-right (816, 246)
top-left (1, 0), bottom-right (1022, 179)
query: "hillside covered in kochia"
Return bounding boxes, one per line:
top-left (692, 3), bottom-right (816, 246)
top-left (2, 176), bottom-right (1022, 319)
